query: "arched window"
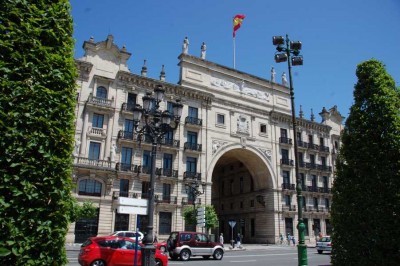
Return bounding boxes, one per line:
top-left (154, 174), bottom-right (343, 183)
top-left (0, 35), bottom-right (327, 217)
top-left (96, 86), bottom-right (107, 99)
top-left (79, 179), bottom-right (102, 197)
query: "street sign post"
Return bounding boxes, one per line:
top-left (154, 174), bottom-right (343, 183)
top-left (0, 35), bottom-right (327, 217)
top-left (228, 219), bottom-right (236, 247)
top-left (196, 207), bottom-right (206, 227)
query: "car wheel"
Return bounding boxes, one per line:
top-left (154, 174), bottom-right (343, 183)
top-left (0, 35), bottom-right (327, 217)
top-left (318, 250), bottom-right (323, 254)
top-left (180, 249), bottom-right (191, 261)
top-left (202, 255), bottom-right (211, 259)
top-left (90, 259), bottom-right (106, 266)
top-left (155, 258), bottom-right (163, 266)
top-left (213, 249), bottom-right (224, 260)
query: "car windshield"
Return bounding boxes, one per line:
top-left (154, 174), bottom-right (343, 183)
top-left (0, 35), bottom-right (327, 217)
top-left (319, 237), bottom-right (331, 242)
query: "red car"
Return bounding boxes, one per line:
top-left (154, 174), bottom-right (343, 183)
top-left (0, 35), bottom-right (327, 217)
top-left (78, 236), bottom-right (168, 266)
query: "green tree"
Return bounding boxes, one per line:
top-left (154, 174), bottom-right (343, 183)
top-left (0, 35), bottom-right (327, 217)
top-left (0, 1), bottom-right (76, 265)
top-left (331, 59), bottom-right (400, 265)
top-left (182, 205), bottom-right (219, 231)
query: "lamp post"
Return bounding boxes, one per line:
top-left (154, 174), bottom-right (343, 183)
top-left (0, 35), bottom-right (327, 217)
top-left (184, 180), bottom-right (206, 222)
top-left (132, 85), bottom-right (183, 266)
top-left (272, 34), bottom-right (308, 266)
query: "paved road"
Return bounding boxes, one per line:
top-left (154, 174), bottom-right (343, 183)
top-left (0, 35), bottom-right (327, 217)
top-left (67, 245), bottom-right (331, 266)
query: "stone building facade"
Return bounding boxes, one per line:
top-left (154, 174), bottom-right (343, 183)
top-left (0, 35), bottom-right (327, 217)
top-left (67, 35), bottom-right (343, 244)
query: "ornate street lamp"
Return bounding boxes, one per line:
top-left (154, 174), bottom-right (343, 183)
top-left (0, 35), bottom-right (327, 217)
top-left (133, 84), bottom-right (183, 266)
top-left (273, 34), bottom-right (308, 266)
top-left (184, 180), bottom-right (206, 214)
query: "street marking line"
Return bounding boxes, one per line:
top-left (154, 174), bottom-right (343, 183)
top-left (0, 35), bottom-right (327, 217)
top-left (225, 252), bottom-right (297, 258)
top-left (231, 260), bottom-right (257, 263)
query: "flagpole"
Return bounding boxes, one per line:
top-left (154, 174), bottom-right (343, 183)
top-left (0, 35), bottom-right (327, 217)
top-left (233, 36), bottom-right (236, 69)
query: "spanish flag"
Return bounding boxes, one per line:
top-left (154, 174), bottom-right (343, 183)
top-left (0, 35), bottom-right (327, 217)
top-left (233, 14), bottom-right (245, 37)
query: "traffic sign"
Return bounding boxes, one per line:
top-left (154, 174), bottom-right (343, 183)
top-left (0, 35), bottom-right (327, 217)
top-left (196, 207), bottom-right (205, 227)
top-left (228, 219), bottom-right (236, 228)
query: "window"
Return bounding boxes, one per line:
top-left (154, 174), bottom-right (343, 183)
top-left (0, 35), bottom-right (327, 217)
top-left (217, 114), bottom-right (225, 125)
top-left (313, 197), bottom-right (319, 209)
top-left (260, 124), bottom-right (267, 134)
top-left (281, 149), bottom-right (289, 160)
top-left (303, 218), bottom-right (309, 236)
top-left (325, 198), bottom-right (330, 209)
top-left (308, 134), bottom-right (313, 144)
top-left (321, 156), bottom-right (326, 166)
top-left (167, 101), bottom-right (174, 114)
top-left (186, 157), bottom-right (197, 173)
top-left (240, 177), bottom-right (244, 193)
top-left (159, 212), bottom-right (172, 235)
top-left (298, 152), bottom-right (304, 164)
top-left (96, 86), bottom-right (107, 99)
top-left (310, 154), bottom-right (315, 165)
top-left (165, 129), bottom-right (173, 142)
top-left (323, 176), bottom-right (328, 190)
top-left (92, 113), bottom-right (104, 128)
top-left (311, 175), bottom-right (317, 188)
top-left (250, 200), bottom-right (254, 207)
top-left (162, 183), bottom-right (171, 201)
top-left (230, 180), bottom-right (234, 195)
top-left (240, 201), bottom-right (243, 208)
top-left (283, 171), bottom-right (290, 184)
top-left (297, 132), bottom-right (302, 141)
top-left (285, 195), bottom-right (291, 206)
top-left (127, 93), bottom-right (137, 108)
top-left (124, 119), bottom-right (134, 135)
top-left (79, 179), bottom-right (102, 196)
top-left (285, 218), bottom-right (293, 236)
top-left (142, 150), bottom-right (151, 167)
top-left (121, 147), bottom-right (132, 171)
top-left (163, 153), bottom-right (173, 173)
top-left (300, 173), bottom-right (306, 189)
top-left (250, 178), bottom-right (254, 191)
top-left (302, 196), bottom-right (307, 210)
top-left (188, 106), bottom-right (198, 118)
top-left (187, 131), bottom-right (197, 144)
top-left (230, 202), bottom-right (233, 209)
top-left (119, 179), bottom-right (129, 197)
top-left (280, 128), bottom-right (288, 138)
top-left (114, 213), bottom-right (129, 232)
top-left (320, 137), bottom-right (324, 146)
top-left (142, 181), bottom-right (150, 199)
top-left (88, 142), bottom-right (101, 160)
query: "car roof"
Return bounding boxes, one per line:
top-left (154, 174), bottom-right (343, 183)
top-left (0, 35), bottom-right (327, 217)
top-left (90, 236), bottom-right (139, 241)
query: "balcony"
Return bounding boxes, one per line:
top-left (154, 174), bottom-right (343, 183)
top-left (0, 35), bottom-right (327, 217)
top-left (308, 143), bottom-right (319, 151)
top-left (307, 186), bottom-right (318, 193)
top-left (184, 142), bottom-right (202, 152)
top-left (318, 187), bottom-right (331, 194)
top-left (306, 162), bottom-right (317, 170)
top-left (181, 197), bottom-right (201, 206)
top-left (282, 183), bottom-right (296, 190)
top-left (159, 138), bottom-right (180, 148)
top-left (155, 194), bottom-right (177, 204)
top-left (74, 157), bottom-right (113, 169)
top-left (86, 93), bottom-right (114, 111)
top-left (317, 164), bottom-right (332, 172)
top-left (116, 163), bottom-right (141, 174)
top-left (185, 116), bottom-right (202, 127)
top-left (121, 103), bottom-right (136, 113)
top-left (297, 140), bottom-right (309, 149)
top-left (282, 204), bottom-right (297, 212)
top-left (112, 191), bottom-right (141, 200)
top-left (183, 171), bottom-right (201, 180)
top-left (156, 168), bottom-right (178, 178)
top-left (87, 127), bottom-right (107, 139)
top-left (280, 158), bottom-right (294, 166)
top-left (319, 145), bottom-right (330, 153)
top-left (117, 130), bottom-right (135, 141)
top-left (279, 137), bottom-right (292, 145)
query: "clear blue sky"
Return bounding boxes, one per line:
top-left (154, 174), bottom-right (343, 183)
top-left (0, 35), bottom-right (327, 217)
top-left (70, 0), bottom-right (400, 121)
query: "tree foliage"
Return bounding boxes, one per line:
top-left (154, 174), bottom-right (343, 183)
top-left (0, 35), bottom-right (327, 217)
top-left (331, 59), bottom-right (400, 265)
top-left (0, 1), bottom-right (76, 265)
top-left (182, 205), bottom-right (219, 231)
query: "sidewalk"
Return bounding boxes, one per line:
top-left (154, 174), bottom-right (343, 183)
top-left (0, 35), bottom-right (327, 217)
top-left (224, 243), bottom-right (316, 252)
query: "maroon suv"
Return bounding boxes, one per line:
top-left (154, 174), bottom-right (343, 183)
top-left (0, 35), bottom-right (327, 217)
top-left (167, 231), bottom-right (224, 261)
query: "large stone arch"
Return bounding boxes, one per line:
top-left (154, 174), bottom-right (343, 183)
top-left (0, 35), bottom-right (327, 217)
top-left (208, 143), bottom-right (278, 244)
top-left (207, 143), bottom-right (276, 189)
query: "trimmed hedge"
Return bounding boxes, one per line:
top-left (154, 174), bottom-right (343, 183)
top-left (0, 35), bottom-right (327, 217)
top-left (331, 59), bottom-right (400, 265)
top-left (0, 1), bottom-right (76, 265)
